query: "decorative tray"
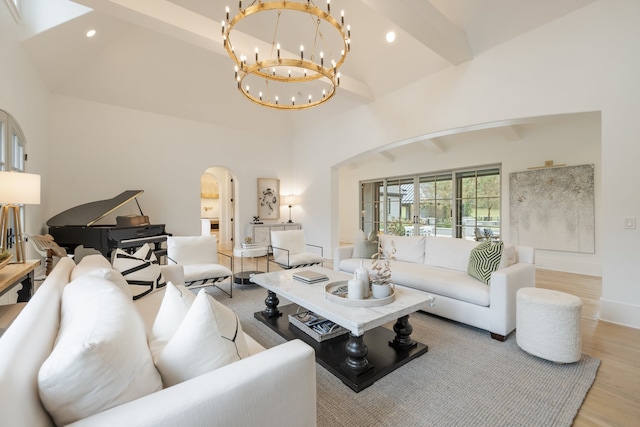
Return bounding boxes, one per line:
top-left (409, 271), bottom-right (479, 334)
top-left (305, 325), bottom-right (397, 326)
top-left (0, 254), bottom-right (13, 271)
top-left (325, 280), bottom-right (396, 307)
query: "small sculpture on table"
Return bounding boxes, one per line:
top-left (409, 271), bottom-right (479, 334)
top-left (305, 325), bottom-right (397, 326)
top-left (370, 239), bottom-right (396, 299)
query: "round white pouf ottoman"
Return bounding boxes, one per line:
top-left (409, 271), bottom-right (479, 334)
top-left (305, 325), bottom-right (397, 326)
top-left (516, 288), bottom-right (582, 363)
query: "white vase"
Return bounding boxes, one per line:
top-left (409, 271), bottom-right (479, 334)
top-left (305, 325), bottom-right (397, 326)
top-left (371, 283), bottom-right (391, 299)
top-left (354, 260), bottom-right (370, 298)
top-left (347, 278), bottom-right (364, 299)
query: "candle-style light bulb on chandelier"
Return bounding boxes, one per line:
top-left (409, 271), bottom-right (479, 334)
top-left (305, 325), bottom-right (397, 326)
top-left (222, 0), bottom-right (351, 110)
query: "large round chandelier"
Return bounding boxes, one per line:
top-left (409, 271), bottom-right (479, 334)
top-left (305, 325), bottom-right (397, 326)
top-left (222, 1), bottom-right (351, 110)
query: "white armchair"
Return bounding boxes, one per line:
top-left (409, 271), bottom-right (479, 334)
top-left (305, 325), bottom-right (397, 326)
top-left (166, 235), bottom-right (234, 297)
top-left (268, 230), bottom-right (323, 271)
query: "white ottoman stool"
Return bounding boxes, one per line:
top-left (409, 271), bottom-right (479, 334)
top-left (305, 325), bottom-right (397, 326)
top-left (516, 287), bottom-right (582, 363)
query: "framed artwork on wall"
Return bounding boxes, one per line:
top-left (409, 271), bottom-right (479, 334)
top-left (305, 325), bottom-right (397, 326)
top-left (257, 178), bottom-right (280, 220)
top-left (509, 164), bottom-right (595, 253)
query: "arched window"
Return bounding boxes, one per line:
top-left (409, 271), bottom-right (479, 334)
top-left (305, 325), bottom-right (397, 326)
top-left (0, 109), bottom-right (26, 172)
top-left (0, 109), bottom-right (30, 258)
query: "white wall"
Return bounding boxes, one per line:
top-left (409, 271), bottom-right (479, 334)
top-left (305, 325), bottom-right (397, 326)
top-left (0, 2), bottom-right (51, 302)
top-left (0, 3), bottom-right (50, 260)
top-left (47, 95), bottom-right (293, 244)
top-left (291, 0), bottom-right (640, 328)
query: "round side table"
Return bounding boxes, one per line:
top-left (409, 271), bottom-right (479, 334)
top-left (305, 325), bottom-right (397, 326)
top-left (233, 246), bottom-right (268, 285)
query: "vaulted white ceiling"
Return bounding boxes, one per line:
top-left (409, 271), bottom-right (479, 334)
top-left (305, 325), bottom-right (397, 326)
top-left (20, 0), bottom-right (596, 134)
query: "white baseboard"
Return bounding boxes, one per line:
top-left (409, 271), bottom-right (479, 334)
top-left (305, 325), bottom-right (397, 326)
top-left (599, 298), bottom-right (640, 329)
top-left (534, 255), bottom-right (601, 276)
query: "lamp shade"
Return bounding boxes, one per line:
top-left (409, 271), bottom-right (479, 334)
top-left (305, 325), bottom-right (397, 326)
top-left (0, 172), bottom-right (41, 204)
top-left (283, 195), bottom-right (297, 206)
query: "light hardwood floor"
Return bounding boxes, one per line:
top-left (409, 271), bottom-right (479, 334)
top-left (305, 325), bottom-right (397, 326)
top-left (227, 254), bottom-right (639, 426)
top-left (535, 269), bottom-right (640, 427)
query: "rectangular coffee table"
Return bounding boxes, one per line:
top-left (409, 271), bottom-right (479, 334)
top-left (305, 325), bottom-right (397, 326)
top-left (250, 266), bottom-right (436, 392)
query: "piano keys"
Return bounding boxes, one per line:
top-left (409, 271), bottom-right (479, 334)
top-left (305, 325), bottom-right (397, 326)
top-left (47, 190), bottom-right (170, 259)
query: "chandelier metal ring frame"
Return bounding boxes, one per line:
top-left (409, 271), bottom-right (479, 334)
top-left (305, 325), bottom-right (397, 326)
top-left (222, 1), bottom-right (351, 110)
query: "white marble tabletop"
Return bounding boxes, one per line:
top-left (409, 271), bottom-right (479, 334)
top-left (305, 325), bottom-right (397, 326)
top-left (250, 266), bottom-right (436, 336)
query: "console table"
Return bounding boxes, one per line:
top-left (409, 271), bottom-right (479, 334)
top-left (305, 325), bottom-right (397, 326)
top-left (245, 223), bottom-right (301, 247)
top-left (0, 260), bottom-right (39, 302)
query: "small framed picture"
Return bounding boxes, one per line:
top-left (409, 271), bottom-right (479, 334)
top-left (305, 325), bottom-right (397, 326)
top-left (257, 178), bottom-right (280, 220)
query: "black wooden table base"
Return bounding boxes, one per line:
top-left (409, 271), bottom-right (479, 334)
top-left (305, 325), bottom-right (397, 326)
top-left (254, 303), bottom-right (428, 392)
top-left (234, 271), bottom-right (262, 285)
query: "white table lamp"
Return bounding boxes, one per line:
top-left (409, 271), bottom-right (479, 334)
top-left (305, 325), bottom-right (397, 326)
top-left (0, 172), bottom-right (41, 263)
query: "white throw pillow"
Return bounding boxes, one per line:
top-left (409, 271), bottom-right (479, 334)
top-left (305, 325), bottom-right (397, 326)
top-left (498, 243), bottom-right (517, 269)
top-left (155, 290), bottom-right (250, 387)
top-left (148, 282), bottom-right (197, 361)
top-left (38, 276), bottom-right (162, 426)
top-left (112, 243), bottom-right (166, 299)
top-left (380, 234), bottom-right (426, 264)
top-left (352, 230), bottom-right (378, 259)
top-left (85, 267), bottom-right (134, 299)
top-left (425, 236), bottom-right (479, 272)
top-left (70, 254), bottom-right (112, 281)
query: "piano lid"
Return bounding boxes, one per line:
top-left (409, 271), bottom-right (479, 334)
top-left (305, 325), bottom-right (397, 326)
top-left (47, 190), bottom-right (145, 227)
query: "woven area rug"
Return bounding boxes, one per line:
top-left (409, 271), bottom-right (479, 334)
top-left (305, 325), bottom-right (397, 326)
top-left (209, 285), bottom-right (600, 427)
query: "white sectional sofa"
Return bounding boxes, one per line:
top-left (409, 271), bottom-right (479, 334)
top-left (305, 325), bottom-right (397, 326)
top-left (334, 234), bottom-right (535, 341)
top-left (0, 256), bottom-right (316, 426)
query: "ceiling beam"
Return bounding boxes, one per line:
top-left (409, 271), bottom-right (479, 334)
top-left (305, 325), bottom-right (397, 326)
top-left (360, 0), bottom-right (473, 65)
top-left (73, 0), bottom-right (374, 102)
top-left (73, 0), bottom-right (226, 54)
top-left (378, 151), bottom-right (395, 162)
top-left (421, 138), bottom-right (446, 153)
top-left (495, 125), bottom-right (522, 142)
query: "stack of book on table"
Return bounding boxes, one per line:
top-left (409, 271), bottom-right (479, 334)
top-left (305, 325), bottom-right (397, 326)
top-left (288, 310), bottom-right (348, 342)
top-left (292, 270), bottom-right (329, 284)
top-left (241, 242), bottom-right (261, 249)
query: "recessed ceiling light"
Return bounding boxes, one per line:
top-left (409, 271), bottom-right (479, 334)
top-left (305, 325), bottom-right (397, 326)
top-left (86, 29), bottom-right (96, 38)
top-left (386, 31), bottom-right (396, 43)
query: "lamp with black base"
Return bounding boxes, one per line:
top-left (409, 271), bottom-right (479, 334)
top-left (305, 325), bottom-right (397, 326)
top-left (284, 195), bottom-right (296, 223)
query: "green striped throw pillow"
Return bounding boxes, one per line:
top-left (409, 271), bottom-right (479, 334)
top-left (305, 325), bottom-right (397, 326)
top-left (467, 241), bottom-right (504, 285)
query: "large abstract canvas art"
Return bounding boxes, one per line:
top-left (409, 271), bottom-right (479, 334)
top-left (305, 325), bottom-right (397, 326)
top-left (509, 164), bottom-right (595, 253)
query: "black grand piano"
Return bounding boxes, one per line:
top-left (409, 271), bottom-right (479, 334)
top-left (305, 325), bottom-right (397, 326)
top-left (47, 190), bottom-right (170, 259)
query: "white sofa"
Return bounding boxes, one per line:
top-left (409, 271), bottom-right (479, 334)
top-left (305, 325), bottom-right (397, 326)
top-left (334, 235), bottom-right (535, 341)
top-left (0, 257), bottom-right (316, 426)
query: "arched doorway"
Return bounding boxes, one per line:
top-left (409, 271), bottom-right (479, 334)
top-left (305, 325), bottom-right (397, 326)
top-left (200, 167), bottom-right (235, 250)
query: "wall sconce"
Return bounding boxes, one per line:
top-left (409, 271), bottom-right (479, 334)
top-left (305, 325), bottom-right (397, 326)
top-left (283, 194), bottom-right (297, 223)
top-left (0, 172), bottom-right (41, 263)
